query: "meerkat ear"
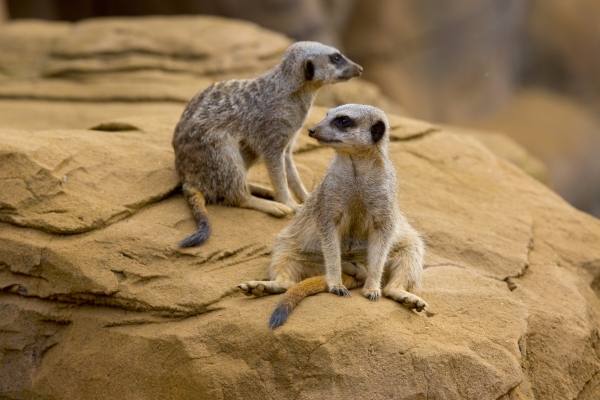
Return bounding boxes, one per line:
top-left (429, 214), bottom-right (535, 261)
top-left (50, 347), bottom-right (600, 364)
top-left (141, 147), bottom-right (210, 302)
top-left (371, 120), bottom-right (386, 143)
top-left (304, 59), bottom-right (315, 80)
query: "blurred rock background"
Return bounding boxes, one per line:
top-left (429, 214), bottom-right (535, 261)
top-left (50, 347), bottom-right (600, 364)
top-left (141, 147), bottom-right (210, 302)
top-left (2, 0), bottom-right (600, 217)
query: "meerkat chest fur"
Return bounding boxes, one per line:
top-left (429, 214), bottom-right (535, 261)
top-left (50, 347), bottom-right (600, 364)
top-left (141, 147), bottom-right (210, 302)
top-left (321, 153), bottom-right (397, 240)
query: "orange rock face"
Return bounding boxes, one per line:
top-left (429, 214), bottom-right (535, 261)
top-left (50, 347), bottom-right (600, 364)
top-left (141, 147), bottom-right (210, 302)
top-left (0, 16), bottom-right (599, 400)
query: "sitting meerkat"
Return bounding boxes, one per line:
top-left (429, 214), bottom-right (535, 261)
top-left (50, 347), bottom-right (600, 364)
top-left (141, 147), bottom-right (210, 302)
top-left (237, 104), bottom-right (428, 328)
top-left (172, 41), bottom-right (363, 247)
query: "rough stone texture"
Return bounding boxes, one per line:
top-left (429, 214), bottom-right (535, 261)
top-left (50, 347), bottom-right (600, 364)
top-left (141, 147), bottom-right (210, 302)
top-left (0, 116), bottom-right (179, 234)
top-left (0, 13), bottom-right (598, 399)
top-left (43, 16), bottom-right (288, 79)
top-left (1, 106), bottom-right (600, 399)
top-left (0, 99), bottom-right (186, 131)
top-left (442, 125), bottom-right (549, 185)
top-left (0, 74), bottom-right (407, 118)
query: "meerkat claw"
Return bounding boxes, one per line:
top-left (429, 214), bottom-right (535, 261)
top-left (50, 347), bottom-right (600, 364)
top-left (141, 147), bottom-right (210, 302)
top-left (368, 292), bottom-right (380, 302)
top-left (329, 286), bottom-right (350, 297)
top-left (236, 283), bottom-right (252, 296)
top-left (414, 301), bottom-right (428, 312)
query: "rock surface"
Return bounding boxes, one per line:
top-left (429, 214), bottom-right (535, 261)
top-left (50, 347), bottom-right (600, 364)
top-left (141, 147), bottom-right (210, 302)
top-left (1, 14), bottom-right (600, 400)
top-left (0, 17), bottom-right (408, 134)
top-left (1, 105), bottom-right (600, 399)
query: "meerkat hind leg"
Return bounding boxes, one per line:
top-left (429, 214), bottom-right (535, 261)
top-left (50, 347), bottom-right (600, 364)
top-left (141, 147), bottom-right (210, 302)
top-left (340, 262), bottom-right (366, 293)
top-left (382, 288), bottom-right (427, 312)
top-left (381, 232), bottom-right (428, 312)
top-left (239, 193), bottom-right (293, 217)
top-left (382, 256), bottom-right (428, 312)
top-left (284, 149), bottom-right (310, 203)
top-left (247, 183), bottom-right (275, 199)
top-left (237, 280), bottom-right (294, 297)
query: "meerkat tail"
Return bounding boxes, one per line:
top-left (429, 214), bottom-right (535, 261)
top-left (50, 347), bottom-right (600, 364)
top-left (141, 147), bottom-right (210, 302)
top-left (269, 274), bottom-right (362, 329)
top-left (269, 276), bottom-right (326, 329)
top-left (180, 184), bottom-right (212, 247)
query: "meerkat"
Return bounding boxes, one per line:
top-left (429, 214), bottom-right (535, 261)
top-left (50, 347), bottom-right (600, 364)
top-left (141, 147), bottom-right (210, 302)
top-left (172, 41), bottom-right (363, 247)
top-left (237, 104), bottom-right (428, 328)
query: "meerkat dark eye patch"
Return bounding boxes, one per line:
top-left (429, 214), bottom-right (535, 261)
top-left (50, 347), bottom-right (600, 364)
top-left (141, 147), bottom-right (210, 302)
top-left (330, 53), bottom-right (343, 65)
top-left (304, 59), bottom-right (315, 80)
top-left (333, 116), bottom-right (354, 129)
top-left (371, 120), bottom-right (386, 143)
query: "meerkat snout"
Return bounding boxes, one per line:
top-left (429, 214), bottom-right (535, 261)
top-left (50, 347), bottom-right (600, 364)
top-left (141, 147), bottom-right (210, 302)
top-left (308, 128), bottom-right (316, 137)
top-left (337, 58), bottom-right (363, 81)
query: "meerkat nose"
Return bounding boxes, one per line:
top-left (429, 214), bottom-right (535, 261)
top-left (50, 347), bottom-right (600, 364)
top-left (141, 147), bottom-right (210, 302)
top-left (308, 129), bottom-right (316, 137)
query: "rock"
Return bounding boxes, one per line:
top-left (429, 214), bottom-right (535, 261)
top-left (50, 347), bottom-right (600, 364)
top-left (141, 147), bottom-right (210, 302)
top-left (0, 73), bottom-right (213, 102)
top-left (0, 99), bottom-right (186, 130)
top-left (314, 78), bottom-right (410, 117)
top-left (0, 17), bottom-right (405, 129)
top-left (442, 125), bottom-right (549, 184)
top-left (524, 0), bottom-right (600, 100)
top-left (43, 15), bottom-right (290, 79)
top-left (469, 87), bottom-right (600, 217)
top-left (0, 20), bottom-right (71, 80)
top-left (1, 106), bottom-right (600, 399)
top-left (0, 117), bottom-right (179, 234)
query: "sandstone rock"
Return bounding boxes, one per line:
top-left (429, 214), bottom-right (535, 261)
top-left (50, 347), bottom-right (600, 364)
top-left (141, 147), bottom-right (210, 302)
top-left (0, 73), bottom-right (212, 102)
top-left (0, 20), bottom-right (71, 80)
top-left (314, 78), bottom-right (410, 117)
top-left (1, 107), bottom-right (600, 399)
top-left (0, 120), bottom-right (179, 234)
top-left (0, 75), bottom-right (406, 117)
top-left (0, 99), bottom-right (186, 130)
top-left (524, 0), bottom-right (600, 99)
top-left (442, 125), bottom-right (549, 184)
top-left (0, 17), bottom-right (405, 129)
top-left (43, 16), bottom-right (290, 79)
top-left (469, 87), bottom-right (600, 216)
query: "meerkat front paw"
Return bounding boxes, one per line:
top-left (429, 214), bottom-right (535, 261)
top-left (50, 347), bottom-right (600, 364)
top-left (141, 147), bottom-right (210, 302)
top-left (328, 283), bottom-right (351, 297)
top-left (362, 287), bottom-right (381, 301)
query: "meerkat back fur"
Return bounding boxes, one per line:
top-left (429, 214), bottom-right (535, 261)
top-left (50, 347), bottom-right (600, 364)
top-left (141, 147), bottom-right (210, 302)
top-left (172, 42), bottom-right (363, 247)
top-left (237, 104), bottom-right (428, 328)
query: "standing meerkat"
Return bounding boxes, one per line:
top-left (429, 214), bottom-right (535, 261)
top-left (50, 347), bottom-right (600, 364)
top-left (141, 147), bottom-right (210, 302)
top-left (172, 41), bottom-right (363, 247)
top-left (237, 104), bottom-right (428, 328)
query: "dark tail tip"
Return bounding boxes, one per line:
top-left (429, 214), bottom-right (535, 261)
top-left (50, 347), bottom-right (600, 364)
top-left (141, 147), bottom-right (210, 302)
top-left (179, 221), bottom-right (211, 247)
top-left (269, 306), bottom-right (290, 330)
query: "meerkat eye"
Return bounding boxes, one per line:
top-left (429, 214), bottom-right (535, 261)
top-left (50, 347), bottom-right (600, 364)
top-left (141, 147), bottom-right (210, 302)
top-left (334, 116), bottom-right (352, 128)
top-left (330, 54), bottom-right (342, 64)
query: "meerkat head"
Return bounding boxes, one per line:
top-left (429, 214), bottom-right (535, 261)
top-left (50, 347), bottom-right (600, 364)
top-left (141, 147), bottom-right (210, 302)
top-left (308, 104), bottom-right (390, 153)
top-left (282, 41), bottom-right (363, 87)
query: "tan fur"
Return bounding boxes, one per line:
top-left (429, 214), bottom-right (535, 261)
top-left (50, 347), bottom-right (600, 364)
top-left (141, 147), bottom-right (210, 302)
top-left (238, 104), bottom-right (428, 327)
top-left (172, 42), bottom-right (362, 247)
